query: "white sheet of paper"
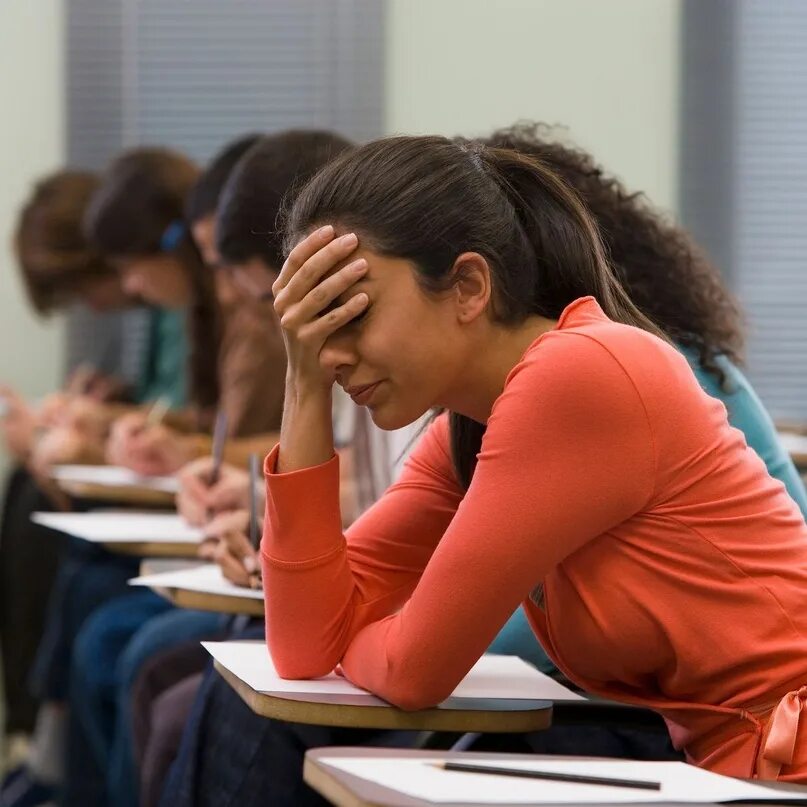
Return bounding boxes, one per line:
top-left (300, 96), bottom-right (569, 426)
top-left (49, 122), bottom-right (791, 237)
top-left (50, 464), bottom-right (179, 493)
top-left (320, 756), bottom-right (807, 804)
top-left (778, 431), bottom-right (807, 455)
top-left (130, 564), bottom-right (263, 600)
top-left (203, 640), bottom-right (584, 702)
top-left (32, 512), bottom-right (202, 544)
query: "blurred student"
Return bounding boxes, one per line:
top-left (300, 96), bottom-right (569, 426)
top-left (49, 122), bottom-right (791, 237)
top-left (1, 170), bottom-right (150, 750)
top-left (2, 171), bottom-right (132, 469)
top-left (58, 133), bottom-right (322, 807)
top-left (67, 130), bottom-right (362, 807)
top-left (105, 136), bottom-right (291, 476)
top-left (0, 148), bottom-right (211, 807)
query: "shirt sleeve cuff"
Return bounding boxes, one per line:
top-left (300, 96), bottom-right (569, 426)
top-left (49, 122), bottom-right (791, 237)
top-left (261, 444), bottom-right (345, 563)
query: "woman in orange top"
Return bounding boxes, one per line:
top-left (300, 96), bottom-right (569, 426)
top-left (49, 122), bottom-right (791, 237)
top-left (263, 136), bottom-right (807, 781)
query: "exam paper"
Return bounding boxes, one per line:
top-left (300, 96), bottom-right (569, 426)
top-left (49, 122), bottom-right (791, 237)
top-left (203, 640), bottom-right (585, 702)
top-left (32, 512), bottom-right (202, 544)
top-left (130, 564), bottom-right (263, 600)
top-left (51, 464), bottom-right (179, 493)
top-left (320, 756), bottom-right (807, 804)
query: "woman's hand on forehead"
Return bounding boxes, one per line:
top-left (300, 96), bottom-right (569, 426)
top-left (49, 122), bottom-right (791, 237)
top-left (271, 224), bottom-right (370, 385)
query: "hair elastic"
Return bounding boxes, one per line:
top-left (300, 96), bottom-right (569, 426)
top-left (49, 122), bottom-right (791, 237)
top-left (160, 220), bottom-right (186, 252)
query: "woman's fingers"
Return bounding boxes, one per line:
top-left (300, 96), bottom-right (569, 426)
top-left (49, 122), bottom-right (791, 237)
top-left (280, 258), bottom-right (367, 330)
top-left (203, 509), bottom-right (250, 539)
top-left (220, 529), bottom-right (255, 562)
top-left (296, 292), bottom-right (369, 345)
top-left (272, 225), bottom-right (334, 297)
top-left (274, 232), bottom-right (359, 311)
top-left (214, 541), bottom-right (251, 587)
top-left (197, 536), bottom-right (219, 560)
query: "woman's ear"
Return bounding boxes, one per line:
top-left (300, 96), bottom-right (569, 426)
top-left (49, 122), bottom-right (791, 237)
top-left (450, 251), bottom-right (493, 323)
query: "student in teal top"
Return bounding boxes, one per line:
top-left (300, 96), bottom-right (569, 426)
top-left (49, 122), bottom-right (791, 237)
top-left (136, 307), bottom-right (188, 408)
top-left (85, 147), bottom-right (219, 421)
top-left (479, 124), bottom-right (807, 670)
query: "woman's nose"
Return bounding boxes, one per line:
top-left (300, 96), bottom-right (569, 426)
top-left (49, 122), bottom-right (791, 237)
top-left (319, 334), bottom-right (357, 376)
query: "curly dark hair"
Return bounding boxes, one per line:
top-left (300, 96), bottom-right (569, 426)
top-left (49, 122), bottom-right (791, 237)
top-left (481, 122), bottom-right (745, 387)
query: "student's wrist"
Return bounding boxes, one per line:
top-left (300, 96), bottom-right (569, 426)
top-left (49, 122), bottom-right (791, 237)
top-left (284, 369), bottom-right (333, 403)
top-left (278, 380), bottom-right (335, 474)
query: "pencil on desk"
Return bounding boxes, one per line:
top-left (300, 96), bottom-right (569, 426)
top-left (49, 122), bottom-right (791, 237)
top-left (208, 411), bottom-right (229, 485)
top-left (430, 761), bottom-right (661, 791)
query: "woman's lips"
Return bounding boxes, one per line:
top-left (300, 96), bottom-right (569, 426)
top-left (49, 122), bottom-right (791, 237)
top-left (347, 381), bottom-right (382, 406)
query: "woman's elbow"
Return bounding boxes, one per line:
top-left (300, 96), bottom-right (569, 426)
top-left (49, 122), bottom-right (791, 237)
top-left (381, 669), bottom-right (454, 712)
top-left (272, 654), bottom-right (337, 681)
top-left (268, 638), bottom-right (340, 681)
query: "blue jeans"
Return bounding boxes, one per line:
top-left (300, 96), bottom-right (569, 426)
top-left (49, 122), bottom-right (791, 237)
top-left (65, 589), bottom-right (225, 807)
top-left (29, 536), bottom-right (140, 702)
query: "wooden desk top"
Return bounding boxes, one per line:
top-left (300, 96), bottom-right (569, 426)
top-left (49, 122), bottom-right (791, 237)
top-left (791, 452), bottom-right (807, 471)
top-left (215, 663), bottom-right (553, 734)
top-left (777, 431), bottom-right (807, 470)
top-left (57, 480), bottom-right (176, 508)
top-left (156, 585), bottom-right (265, 616)
top-left (101, 540), bottom-right (200, 558)
top-left (304, 747), bottom-right (807, 807)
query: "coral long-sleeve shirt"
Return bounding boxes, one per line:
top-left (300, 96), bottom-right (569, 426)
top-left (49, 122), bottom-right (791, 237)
top-left (261, 297), bottom-right (807, 780)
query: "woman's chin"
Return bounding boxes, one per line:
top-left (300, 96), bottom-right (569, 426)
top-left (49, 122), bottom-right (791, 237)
top-left (368, 401), bottom-right (428, 432)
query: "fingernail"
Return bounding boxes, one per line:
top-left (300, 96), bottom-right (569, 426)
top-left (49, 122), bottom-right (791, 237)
top-left (351, 258), bottom-right (367, 273)
top-left (243, 555), bottom-right (257, 574)
top-left (340, 233), bottom-right (358, 246)
top-left (318, 224), bottom-right (334, 237)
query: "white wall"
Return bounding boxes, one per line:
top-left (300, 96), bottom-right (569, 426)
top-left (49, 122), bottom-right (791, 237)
top-left (0, 1), bottom-right (65, 470)
top-left (385, 0), bottom-right (681, 213)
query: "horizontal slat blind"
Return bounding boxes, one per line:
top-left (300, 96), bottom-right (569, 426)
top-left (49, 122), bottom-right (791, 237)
top-left (68, 0), bottom-right (385, 165)
top-left (64, 0), bottom-right (384, 378)
top-left (735, 0), bottom-right (807, 418)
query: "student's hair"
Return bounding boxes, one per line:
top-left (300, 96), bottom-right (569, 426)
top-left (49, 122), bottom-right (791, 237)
top-left (217, 129), bottom-right (354, 270)
top-left (185, 133), bottom-right (263, 225)
top-left (284, 135), bottom-right (669, 488)
top-left (481, 122), bottom-right (744, 387)
top-left (84, 148), bottom-right (219, 411)
top-left (14, 171), bottom-right (113, 315)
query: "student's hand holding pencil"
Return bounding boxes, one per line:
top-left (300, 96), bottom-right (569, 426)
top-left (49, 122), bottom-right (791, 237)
top-left (214, 528), bottom-right (261, 589)
top-left (61, 396), bottom-right (112, 442)
top-left (106, 411), bottom-right (150, 461)
top-left (118, 423), bottom-right (192, 476)
top-left (197, 508), bottom-right (250, 557)
top-left (107, 407), bottom-right (192, 476)
top-left (176, 458), bottom-right (251, 526)
top-left (197, 508), bottom-right (261, 588)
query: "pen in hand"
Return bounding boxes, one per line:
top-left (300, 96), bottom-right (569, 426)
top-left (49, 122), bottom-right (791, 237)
top-left (208, 411), bottom-right (229, 486)
top-left (145, 395), bottom-right (171, 428)
top-left (247, 453), bottom-right (262, 589)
